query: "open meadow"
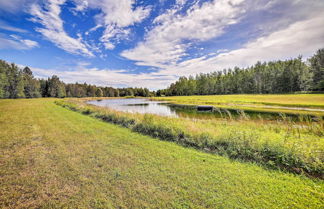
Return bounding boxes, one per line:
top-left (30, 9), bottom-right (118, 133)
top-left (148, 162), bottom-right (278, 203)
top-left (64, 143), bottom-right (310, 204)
top-left (1, 0), bottom-right (324, 208)
top-left (0, 98), bottom-right (323, 208)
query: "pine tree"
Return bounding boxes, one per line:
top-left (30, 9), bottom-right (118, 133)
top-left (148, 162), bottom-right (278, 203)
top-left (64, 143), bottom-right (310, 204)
top-left (96, 88), bottom-right (103, 97)
top-left (309, 49), bottom-right (324, 90)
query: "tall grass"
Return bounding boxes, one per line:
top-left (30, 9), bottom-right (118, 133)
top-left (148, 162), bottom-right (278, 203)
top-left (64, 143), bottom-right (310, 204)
top-left (55, 99), bottom-right (324, 178)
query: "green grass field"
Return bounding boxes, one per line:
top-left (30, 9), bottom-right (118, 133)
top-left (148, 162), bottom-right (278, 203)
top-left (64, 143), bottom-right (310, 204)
top-left (57, 97), bottom-right (324, 177)
top-left (152, 94), bottom-right (324, 115)
top-left (1, 98), bottom-right (323, 208)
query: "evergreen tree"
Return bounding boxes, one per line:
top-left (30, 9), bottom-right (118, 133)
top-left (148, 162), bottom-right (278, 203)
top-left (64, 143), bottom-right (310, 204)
top-left (39, 79), bottom-right (49, 97)
top-left (0, 60), bottom-right (9, 98)
top-left (22, 67), bottom-right (41, 98)
top-left (48, 75), bottom-right (66, 98)
top-left (96, 88), bottom-right (103, 97)
top-left (5, 64), bottom-right (25, 98)
top-left (309, 49), bottom-right (324, 90)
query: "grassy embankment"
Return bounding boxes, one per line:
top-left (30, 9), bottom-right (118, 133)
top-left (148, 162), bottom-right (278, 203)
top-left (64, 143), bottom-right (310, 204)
top-left (0, 98), bottom-right (323, 208)
top-left (57, 97), bottom-right (324, 178)
top-left (152, 94), bottom-right (324, 116)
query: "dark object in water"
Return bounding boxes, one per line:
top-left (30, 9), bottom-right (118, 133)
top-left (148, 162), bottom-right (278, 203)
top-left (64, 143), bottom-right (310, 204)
top-left (197, 106), bottom-right (213, 111)
top-left (127, 103), bottom-right (149, 106)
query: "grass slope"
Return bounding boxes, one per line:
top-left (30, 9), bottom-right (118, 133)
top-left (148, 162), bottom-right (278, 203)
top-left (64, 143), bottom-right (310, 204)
top-left (153, 94), bottom-right (324, 115)
top-left (0, 99), bottom-right (323, 208)
top-left (58, 98), bottom-right (324, 177)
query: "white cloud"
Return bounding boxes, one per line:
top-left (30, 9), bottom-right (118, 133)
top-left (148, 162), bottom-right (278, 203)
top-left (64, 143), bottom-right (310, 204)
top-left (121, 0), bottom-right (324, 70)
top-left (21, 39), bottom-right (39, 48)
top-left (31, 64), bottom-right (173, 89)
top-left (0, 21), bottom-right (27, 33)
top-left (96, 0), bottom-right (151, 49)
top-left (0, 34), bottom-right (38, 50)
top-left (29, 0), bottom-right (94, 57)
top-left (73, 0), bottom-right (88, 12)
top-left (91, 0), bottom-right (151, 27)
top-left (0, 0), bottom-right (38, 13)
top-left (73, 0), bottom-right (151, 49)
top-left (121, 0), bottom-right (246, 67)
top-left (152, 12), bottom-right (324, 79)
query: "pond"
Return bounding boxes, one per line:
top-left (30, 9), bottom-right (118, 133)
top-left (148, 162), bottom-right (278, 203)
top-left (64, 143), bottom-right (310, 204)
top-left (87, 98), bottom-right (221, 119)
top-left (87, 98), bottom-right (320, 121)
top-left (87, 98), bottom-right (178, 117)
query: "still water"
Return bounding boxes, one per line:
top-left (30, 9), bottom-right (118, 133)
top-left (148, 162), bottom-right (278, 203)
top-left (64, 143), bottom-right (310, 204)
top-left (87, 98), bottom-right (178, 117)
top-left (87, 98), bottom-right (256, 119)
top-left (87, 98), bottom-right (311, 120)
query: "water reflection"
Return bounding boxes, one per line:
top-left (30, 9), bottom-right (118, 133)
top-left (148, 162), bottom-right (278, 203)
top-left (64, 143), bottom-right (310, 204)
top-left (87, 98), bottom-right (251, 119)
top-left (87, 98), bottom-right (178, 117)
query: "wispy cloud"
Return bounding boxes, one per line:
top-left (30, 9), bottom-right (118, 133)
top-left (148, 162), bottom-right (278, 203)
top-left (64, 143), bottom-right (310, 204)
top-left (73, 0), bottom-right (151, 49)
top-left (121, 0), bottom-right (245, 67)
top-left (29, 0), bottom-right (94, 57)
top-left (0, 34), bottom-right (38, 50)
top-left (0, 21), bottom-right (27, 33)
top-left (0, 0), bottom-right (38, 13)
top-left (121, 0), bottom-right (324, 69)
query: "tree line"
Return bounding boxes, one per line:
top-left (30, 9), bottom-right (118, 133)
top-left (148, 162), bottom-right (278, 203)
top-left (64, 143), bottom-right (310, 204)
top-left (1, 49), bottom-right (323, 99)
top-left (158, 49), bottom-right (324, 96)
top-left (0, 60), bottom-right (152, 98)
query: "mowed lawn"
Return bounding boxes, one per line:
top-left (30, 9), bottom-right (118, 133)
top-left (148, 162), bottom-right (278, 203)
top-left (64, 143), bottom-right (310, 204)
top-left (153, 94), bottom-right (324, 115)
top-left (0, 99), bottom-right (323, 208)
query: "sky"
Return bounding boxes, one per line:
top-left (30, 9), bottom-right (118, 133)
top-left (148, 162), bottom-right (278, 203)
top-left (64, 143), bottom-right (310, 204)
top-left (0, 0), bottom-right (324, 90)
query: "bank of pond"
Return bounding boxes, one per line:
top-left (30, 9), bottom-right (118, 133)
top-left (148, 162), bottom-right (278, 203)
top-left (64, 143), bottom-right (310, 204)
top-left (57, 98), bottom-right (324, 179)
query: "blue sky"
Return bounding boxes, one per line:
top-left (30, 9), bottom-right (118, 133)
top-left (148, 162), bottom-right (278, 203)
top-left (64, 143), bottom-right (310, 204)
top-left (0, 0), bottom-right (324, 89)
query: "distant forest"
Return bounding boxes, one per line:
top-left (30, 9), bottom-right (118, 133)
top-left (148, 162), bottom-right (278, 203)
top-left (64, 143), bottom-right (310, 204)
top-left (0, 61), bottom-right (151, 98)
top-left (0, 49), bottom-right (323, 99)
top-left (158, 49), bottom-right (324, 96)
